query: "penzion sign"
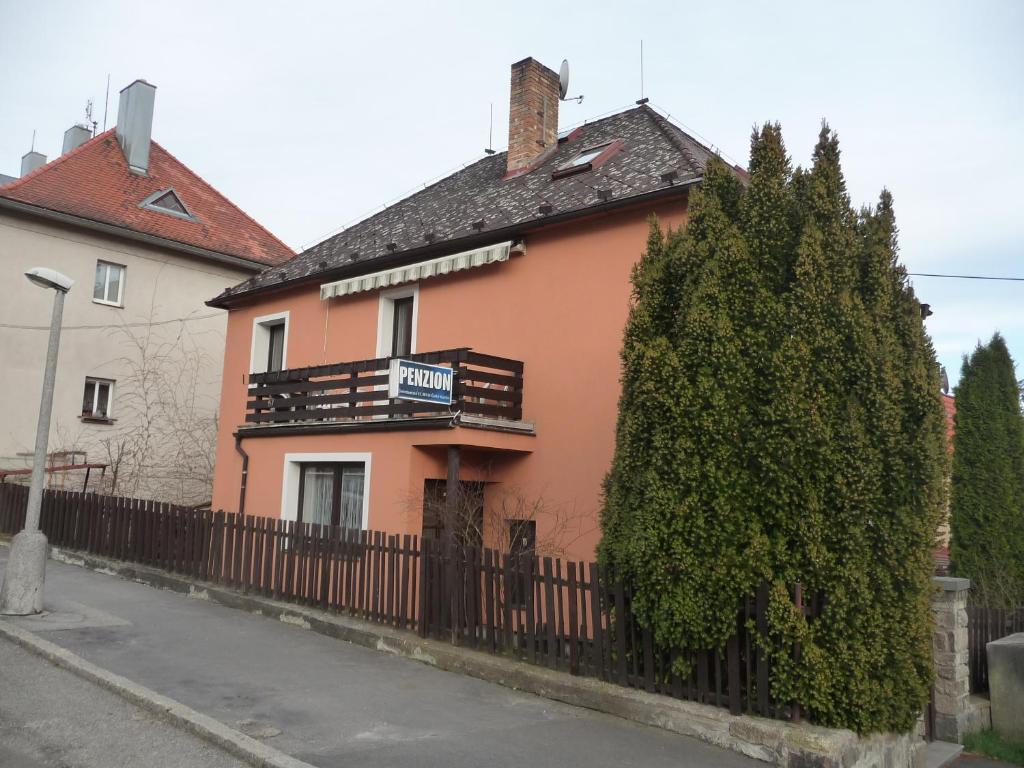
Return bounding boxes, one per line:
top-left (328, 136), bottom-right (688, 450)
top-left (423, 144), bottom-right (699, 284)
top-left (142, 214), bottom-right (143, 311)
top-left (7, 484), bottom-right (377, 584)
top-left (388, 359), bottom-right (454, 406)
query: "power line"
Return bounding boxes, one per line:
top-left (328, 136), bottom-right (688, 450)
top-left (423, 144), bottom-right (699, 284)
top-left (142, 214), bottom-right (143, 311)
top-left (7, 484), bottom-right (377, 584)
top-left (0, 311), bottom-right (223, 332)
top-left (908, 272), bottom-right (1024, 283)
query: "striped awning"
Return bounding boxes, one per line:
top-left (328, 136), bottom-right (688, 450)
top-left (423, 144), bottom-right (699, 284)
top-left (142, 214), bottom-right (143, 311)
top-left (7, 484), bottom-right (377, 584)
top-left (320, 241), bottom-right (514, 300)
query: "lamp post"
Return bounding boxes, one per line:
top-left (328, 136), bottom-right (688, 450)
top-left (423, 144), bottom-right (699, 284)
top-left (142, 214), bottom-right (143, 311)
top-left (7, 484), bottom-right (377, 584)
top-left (0, 267), bottom-right (73, 615)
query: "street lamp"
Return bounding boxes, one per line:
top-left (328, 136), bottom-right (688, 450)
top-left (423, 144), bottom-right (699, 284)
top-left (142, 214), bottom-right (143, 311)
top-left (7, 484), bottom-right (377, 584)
top-left (0, 267), bottom-right (73, 615)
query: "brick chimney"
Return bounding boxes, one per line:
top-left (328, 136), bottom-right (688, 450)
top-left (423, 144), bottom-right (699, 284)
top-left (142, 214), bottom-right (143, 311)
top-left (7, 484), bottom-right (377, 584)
top-left (506, 58), bottom-right (560, 177)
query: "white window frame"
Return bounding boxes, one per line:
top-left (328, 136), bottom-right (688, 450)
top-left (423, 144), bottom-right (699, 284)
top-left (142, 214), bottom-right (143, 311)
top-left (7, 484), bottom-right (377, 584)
top-left (375, 284), bottom-right (419, 359)
top-left (93, 261), bottom-right (126, 307)
top-left (250, 311), bottom-right (290, 374)
top-left (82, 377), bottom-right (115, 420)
top-left (280, 452), bottom-right (372, 530)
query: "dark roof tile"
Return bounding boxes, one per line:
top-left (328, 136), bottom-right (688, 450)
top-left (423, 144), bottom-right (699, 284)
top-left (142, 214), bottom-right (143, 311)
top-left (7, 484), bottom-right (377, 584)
top-left (216, 105), bottom-right (716, 302)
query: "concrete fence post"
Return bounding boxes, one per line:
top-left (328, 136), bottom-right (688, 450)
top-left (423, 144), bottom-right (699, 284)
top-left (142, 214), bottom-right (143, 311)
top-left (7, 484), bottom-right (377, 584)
top-left (931, 576), bottom-right (971, 742)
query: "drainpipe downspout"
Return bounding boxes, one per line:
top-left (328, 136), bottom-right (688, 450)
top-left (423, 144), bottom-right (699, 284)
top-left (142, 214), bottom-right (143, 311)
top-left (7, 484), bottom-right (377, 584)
top-left (234, 435), bottom-right (249, 517)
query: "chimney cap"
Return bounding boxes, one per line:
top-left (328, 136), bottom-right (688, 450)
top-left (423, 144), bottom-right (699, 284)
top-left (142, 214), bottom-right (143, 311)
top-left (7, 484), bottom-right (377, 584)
top-left (119, 78), bottom-right (156, 93)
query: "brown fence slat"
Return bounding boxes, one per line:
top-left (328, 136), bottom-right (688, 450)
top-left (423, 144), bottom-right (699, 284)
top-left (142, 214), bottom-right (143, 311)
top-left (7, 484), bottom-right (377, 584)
top-left (0, 486), bottom-right (827, 724)
top-left (567, 562), bottom-right (580, 675)
top-left (756, 582), bottom-right (770, 715)
top-left (588, 562), bottom-right (604, 680)
top-left (542, 557), bottom-right (557, 669)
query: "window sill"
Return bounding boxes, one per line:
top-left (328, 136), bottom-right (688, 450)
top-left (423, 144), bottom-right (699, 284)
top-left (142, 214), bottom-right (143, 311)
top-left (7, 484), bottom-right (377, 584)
top-left (79, 415), bottom-right (115, 425)
top-left (92, 299), bottom-right (123, 309)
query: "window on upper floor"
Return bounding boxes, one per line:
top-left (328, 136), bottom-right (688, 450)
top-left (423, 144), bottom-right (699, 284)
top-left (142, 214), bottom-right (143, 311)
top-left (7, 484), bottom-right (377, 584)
top-left (93, 261), bottom-right (125, 307)
top-left (391, 296), bottom-right (414, 357)
top-left (82, 377), bottom-right (114, 421)
top-left (267, 323), bottom-right (286, 373)
top-left (250, 312), bottom-right (289, 374)
top-left (376, 286), bottom-right (418, 359)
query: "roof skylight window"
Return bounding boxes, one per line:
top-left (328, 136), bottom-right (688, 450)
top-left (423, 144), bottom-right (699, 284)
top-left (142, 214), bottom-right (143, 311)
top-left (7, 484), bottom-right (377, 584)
top-left (551, 140), bottom-right (622, 180)
top-left (139, 188), bottom-right (196, 220)
top-left (566, 145), bottom-right (608, 168)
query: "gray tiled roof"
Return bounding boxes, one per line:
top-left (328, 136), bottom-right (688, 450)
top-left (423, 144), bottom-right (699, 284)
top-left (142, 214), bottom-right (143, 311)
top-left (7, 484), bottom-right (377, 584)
top-left (213, 105), bottom-right (717, 305)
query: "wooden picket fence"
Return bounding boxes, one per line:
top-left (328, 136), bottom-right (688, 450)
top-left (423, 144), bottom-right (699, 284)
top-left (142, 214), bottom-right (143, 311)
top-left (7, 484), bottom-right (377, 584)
top-left (0, 483), bottom-right (811, 722)
top-left (967, 603), bottom-right (1024, 693)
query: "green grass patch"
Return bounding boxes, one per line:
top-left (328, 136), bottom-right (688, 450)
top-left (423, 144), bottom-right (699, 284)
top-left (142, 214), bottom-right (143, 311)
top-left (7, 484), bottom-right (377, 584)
top-left (964, 730), bottom-right (1024, 766)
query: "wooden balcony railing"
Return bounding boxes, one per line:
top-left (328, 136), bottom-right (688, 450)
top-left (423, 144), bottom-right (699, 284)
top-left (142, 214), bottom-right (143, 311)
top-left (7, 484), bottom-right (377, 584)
top-left (244, 348), bottom-right (524, 427)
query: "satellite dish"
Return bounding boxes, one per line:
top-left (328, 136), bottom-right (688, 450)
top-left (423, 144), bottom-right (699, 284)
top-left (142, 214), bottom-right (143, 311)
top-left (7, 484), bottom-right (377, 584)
top-left (559, 60), bottom-right (570, 100)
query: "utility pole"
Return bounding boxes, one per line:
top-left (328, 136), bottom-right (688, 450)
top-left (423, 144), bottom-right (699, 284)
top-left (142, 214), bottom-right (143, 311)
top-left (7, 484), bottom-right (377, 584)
top-left (0, 268), bottom-right (73, 615)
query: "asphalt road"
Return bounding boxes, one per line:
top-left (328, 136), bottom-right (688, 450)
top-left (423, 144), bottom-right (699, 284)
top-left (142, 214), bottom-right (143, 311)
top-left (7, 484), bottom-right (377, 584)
top-left (0, 639), bottom-right (248, 768)
top-left (0, 549), bottom-right (759, 768)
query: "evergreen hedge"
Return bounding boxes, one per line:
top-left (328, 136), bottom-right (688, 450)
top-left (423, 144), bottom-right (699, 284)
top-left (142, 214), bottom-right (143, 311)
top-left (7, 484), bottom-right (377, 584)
top-left (950, 334), bottom-right (1024, 607)
top-left (600, 124), bottom-right (948, 734)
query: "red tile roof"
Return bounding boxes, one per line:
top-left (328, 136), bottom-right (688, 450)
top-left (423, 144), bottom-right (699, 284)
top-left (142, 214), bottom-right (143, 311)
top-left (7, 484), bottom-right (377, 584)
top-left (0, 130), bottom-right (292, 267)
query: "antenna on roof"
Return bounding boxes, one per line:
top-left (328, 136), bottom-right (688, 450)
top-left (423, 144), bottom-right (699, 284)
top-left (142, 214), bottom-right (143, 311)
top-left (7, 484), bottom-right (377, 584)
top-left (30, 129), bottom-right (36, 152)
top-left (102, 74), bottom-right (111, 132)
top-left (484, 102), bottom-right (496, 155)
top-left (636, 41), bottom-right (649, 105)
top-left (558, 59), bottom-right (583, 104)
top-left (85, 99), bottom-right (97, 136)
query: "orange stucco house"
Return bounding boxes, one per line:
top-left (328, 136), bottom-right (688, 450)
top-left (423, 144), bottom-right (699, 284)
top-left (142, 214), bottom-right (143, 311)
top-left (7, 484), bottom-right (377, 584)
top-left (208, 58), bottom-right (719, 564)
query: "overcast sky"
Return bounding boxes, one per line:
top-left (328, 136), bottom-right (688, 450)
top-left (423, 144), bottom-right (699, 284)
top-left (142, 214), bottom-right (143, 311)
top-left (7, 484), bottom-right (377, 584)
top-left (2, 0), bottom-right (1021, 385)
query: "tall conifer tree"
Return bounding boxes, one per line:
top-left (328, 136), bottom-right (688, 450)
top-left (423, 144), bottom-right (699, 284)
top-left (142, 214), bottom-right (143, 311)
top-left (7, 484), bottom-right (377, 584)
top-left (601, 123), bottom-right (947, 734)
top-left (951, 334), bottom-right (1024, 606)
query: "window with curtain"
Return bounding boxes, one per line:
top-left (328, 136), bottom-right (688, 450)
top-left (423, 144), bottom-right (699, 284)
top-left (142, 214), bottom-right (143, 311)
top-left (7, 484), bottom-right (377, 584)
top-left (296, 463), bottom-right (365, 529)
top-left (391, 296), bottom-right (414, 357)
top-left (267, 323), bottom-right (285, 372)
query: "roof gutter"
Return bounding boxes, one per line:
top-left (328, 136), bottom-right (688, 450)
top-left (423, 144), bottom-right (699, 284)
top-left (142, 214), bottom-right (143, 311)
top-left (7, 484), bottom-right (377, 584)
top-left (208, 178), bottom-right (701, 309)
top-left (0, 196), bottom-right (273, 273)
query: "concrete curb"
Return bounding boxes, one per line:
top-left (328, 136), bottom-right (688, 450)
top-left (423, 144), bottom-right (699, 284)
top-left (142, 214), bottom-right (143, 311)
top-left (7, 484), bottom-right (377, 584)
top-left (0, 618), bottom-right (315, 768)
top-left (29, 545), bottom-right (930, 768)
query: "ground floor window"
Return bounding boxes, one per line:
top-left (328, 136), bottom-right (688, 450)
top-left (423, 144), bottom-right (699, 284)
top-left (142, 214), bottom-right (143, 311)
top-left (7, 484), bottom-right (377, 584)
top-left (297, 463), bottom-right (364, 528)
top-left (281, 452), bottom-right (371, 531)
top-left (82, 377), bottom-right (114, 420)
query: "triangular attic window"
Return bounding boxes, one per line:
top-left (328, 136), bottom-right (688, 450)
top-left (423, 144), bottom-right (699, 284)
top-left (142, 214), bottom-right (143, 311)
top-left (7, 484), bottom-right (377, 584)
top-left (149, 190), bottom-right (188, 215)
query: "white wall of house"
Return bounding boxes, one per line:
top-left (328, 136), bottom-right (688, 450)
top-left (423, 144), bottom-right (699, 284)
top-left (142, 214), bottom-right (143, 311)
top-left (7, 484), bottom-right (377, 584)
top-left (0, 210), bottom-right (256, 504)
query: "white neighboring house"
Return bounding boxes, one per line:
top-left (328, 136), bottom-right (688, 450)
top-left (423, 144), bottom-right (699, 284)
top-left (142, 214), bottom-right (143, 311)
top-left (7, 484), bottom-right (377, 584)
top-left (0, 80), bottom-right (293, 504)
